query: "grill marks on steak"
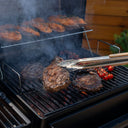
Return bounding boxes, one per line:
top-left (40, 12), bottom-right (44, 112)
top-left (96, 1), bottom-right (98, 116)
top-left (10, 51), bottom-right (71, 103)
top-left (73, 72), bottom-right (103, 92)
top-left (21, 63), bottom-right (44, 80)
top-left (43, 57), bottom-right (70, 92)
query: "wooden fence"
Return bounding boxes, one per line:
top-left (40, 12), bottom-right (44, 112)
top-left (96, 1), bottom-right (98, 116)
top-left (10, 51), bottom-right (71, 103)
top-left (82, 0), bottom-right (128, 55)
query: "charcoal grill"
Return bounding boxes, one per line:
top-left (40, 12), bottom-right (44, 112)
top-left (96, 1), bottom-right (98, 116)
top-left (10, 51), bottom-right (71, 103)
top-left (0, 0), bottom-right (128, 128)
top-left (1, 49), bottom-right (128, 128)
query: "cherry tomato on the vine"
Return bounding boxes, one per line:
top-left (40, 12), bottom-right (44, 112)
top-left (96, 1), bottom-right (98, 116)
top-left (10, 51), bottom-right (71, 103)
top-left (108, 66), bottom-right (114, 71)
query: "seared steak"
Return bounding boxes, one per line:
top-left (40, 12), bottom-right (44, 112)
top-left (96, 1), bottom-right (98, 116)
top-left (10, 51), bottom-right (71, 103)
top-left (72, 72), bottom-right (103, 92)
top-left (42, 57), bottom-right (70, 92)
top-left (21, 63), bottom-right (44, 80)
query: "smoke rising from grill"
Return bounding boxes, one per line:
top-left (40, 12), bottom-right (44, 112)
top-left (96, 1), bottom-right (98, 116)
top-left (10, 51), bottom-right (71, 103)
top-left (18, 0), bottom-right (37, 20)
top-left (1, 0), bottom-right (87, 71)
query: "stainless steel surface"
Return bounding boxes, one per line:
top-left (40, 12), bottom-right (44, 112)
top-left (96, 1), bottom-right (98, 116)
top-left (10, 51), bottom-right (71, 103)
top-left (2, 63), bottom-right (22, 91)
top-left (58, 52), bottom-right (128, 69)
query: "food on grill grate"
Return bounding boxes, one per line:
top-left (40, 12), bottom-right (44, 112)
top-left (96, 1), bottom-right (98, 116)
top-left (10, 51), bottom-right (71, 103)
top-left (69, 17), bottom-right (86, 25)
top-left (48, 15), bottom-right (86, 27)
top-left (0, 24), bottom-right (17, 31)
top-left (96, 67), bottom-right (114, 80)
top-left (48, 15), bottom-right (66, 22)
top-left (31, 22), bottom-right (52, 33)
top-left (48, 15), bottom-right (76, 26)
top-left (30, 18), bottom-right (52, 33)
top-left (59, 50), bottom-right (79, 59)
top-left (31, 17), bottom-right (45, 23)
top-left (72, 71), bottom-right (103, 92)
top-left (22, 19), bottom-right (52, 33)
top-left (51, 56), bottom-right (64, 64)
top-left (43, 57), bottom-right (70, 92)
top-left (17, 25), bottom-right (40, 37)
top-left (0, 30), bottom-right (22, 42)
top-left (21, 63), bottom-right (44, 80)
top-left (48, 22), bottom-right (65, 32)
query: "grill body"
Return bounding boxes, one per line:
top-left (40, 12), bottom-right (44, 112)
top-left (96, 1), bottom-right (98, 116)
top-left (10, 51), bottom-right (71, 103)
top-left (0, 0), bottom-right (128, 128)
top-left (1, 57), bottom-right (128, 128)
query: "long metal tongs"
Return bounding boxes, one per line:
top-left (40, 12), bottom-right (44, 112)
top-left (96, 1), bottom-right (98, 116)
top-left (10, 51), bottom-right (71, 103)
top-left (58, 52), bottom-right (128, 70)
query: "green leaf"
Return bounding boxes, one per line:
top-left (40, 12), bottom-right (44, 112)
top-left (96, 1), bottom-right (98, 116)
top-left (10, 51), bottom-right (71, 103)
top-left (112, 30), bottom-right (128, 52)
top-left (110, 46), bottom-right (119, 53)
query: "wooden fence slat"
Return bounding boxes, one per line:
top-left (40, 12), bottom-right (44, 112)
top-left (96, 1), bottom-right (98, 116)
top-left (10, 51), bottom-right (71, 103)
top-left (85, 25), bottom-right (128, 40)
top-left (85, 15), bottom-right (128, 27)
top-left (86, 0), bottom-right (128, 16)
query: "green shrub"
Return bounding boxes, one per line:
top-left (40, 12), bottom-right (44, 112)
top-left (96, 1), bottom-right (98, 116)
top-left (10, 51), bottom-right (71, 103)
top-left (110, 30), bottom-right (128, 67)
top-left (114, 30), bottom-right (128, 52)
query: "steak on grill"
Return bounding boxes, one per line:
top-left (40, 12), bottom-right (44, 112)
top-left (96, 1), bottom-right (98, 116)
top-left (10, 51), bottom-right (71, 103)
top-left (72, 71), bottom-right (103, 92)
top-left (21, 63), bottom-right (44, 80)
top-left (42, 57), bottom-right (70, 92)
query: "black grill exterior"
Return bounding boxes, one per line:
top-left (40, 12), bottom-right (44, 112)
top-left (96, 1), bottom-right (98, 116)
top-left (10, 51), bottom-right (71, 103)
top-left (0, 0), bottom-right (128, 128)
top-left (0, 91), bottom-right (30, 128)
top-left (1, 53), bottom-right (128, 128)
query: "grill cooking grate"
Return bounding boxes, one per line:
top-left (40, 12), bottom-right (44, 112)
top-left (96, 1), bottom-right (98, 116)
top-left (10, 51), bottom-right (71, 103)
top-left (2, 63), bottom-right (128, 118)
top-left (0, 92), bottom-right (30, 128)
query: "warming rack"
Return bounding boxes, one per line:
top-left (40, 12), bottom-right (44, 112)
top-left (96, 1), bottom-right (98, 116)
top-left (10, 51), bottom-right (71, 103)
top-left (1, 27), bottom-right (92, 49)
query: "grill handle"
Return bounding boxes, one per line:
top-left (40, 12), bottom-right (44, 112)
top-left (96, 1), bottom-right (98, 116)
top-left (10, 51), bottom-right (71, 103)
top-left (109, 52), bottom-right (128, 58)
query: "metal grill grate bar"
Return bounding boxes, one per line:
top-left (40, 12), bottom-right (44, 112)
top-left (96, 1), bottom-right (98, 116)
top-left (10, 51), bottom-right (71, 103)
top-left (0, 119), bottom-right (7, 128)
top-left (23, 94), bottom-right (46, 114)
top-left (0, 110), bottom-right (13, 127)
top-left (2, 61), bottom-right (128, 118)
top-left (3, 106), bottom-right (21, 125)
top-left (0, 91), bottom-right (30, 128)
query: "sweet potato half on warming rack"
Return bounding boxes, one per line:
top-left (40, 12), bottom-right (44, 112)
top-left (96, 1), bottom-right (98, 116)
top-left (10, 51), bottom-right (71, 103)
top-left (0, 30), bottom-right (22, 42)
top-left (16, 25), bottom-right (40, 37)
